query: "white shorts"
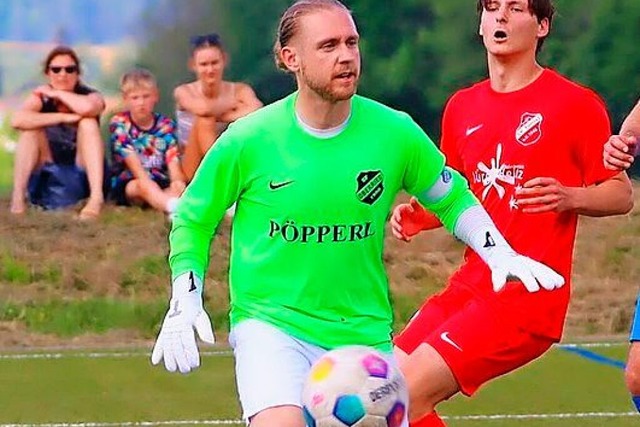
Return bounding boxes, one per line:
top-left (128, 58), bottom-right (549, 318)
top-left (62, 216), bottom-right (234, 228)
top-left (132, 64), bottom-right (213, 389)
top-left (228, 319), bottom-right (408, 426)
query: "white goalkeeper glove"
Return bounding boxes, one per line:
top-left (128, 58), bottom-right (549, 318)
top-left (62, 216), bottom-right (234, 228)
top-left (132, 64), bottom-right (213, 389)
top-left (482, 244), bottom-right (565, 292)
top-left (455, 206), bottom-right (565, 293)
top-left (151, 272), bottom-right (215, 374)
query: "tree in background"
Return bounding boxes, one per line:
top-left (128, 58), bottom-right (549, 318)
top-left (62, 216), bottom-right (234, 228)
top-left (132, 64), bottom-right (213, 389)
top-left (136, 0), bottom-right (291, 116)
top-left (351, 0), bottom-right (441, 134)
top-left (579, 0), bottom-right (640, 175)
top-left (135, 0), bottom-right (640, 144)
top-left (566, 0), bottom-right (640, 125)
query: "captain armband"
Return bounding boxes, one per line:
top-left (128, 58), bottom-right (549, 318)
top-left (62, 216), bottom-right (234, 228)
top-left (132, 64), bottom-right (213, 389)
top-left (416, 167), bottom-right (479, 232)
top-left (417, 167), bottom-right (456, 203)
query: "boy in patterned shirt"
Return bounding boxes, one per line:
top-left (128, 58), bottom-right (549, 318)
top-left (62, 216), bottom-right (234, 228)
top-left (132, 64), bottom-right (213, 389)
top-left (109, 68), bottom-right (185, 214)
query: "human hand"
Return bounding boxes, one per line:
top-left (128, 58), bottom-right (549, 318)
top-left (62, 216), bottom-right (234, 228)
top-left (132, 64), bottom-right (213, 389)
top-left (218, 108), bottom-right (240, 123)
top-left (135, 177), bottom-right (156, 195)
top-left (60, 113), bottom-right (82, 124)
top-left (151, 272), bottom-right (215, 374)
top-left (214, 98), bottom-right (239, 122)
top-left (487, 248), bottom-right (565, 293)
top-left (516, 177), bottom-right (572, 214)
top-left (603, 134), bottom-right (636, 171)
top-left (33, 85), bottom-right (58, 100)
top-left (390, 197), bottom-right (431, 242)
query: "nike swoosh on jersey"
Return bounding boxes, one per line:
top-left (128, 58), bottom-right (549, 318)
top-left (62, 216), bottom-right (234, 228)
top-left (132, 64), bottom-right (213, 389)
top-left (440, 331), bottom-right (463, 351)
top-left (465, 124), bottom-right (483, 136)
top-left (269, 180), bottom-right (294, 190)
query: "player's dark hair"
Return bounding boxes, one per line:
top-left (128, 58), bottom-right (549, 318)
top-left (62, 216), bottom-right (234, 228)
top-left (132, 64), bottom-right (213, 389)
top-left (273, 0), bottom-right (351, 72)
top-left (476, 0), bottom-right (555, 53)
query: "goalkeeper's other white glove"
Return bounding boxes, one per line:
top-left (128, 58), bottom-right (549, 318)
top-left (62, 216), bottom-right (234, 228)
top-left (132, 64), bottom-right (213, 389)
top-left (151, 272), bottom-right (215, 374)
top-left (455, 206), bottom-right (565, 293)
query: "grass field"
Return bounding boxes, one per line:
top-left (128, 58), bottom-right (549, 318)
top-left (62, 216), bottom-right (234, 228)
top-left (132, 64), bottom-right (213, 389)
top-left (0, 343), bottom-right (637, 426)
top-left (0, 145), bottom-right (12, 196)
top-left (1, 126), bottom-right (639, 426)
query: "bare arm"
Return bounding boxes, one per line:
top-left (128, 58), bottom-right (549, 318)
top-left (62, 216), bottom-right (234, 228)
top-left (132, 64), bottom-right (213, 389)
top-left (175, 83), bottom-right (262, 121)
top-left (167, 159), bottom-right (187, 195)
top-left (219, 83), bottom-right (263, 123)
top-left (621, 100), bottom-right (640, 136)
top-left (174, 85), bottom-right (218, 117)
top-left (516, 172), bottom-right (633, 217)
top-left (567, 172), bottom-right (634, 217)
top-left (604, 99), bottom-right (640, 170)
top-left (122, 152), bottom-right (183, 201)
top-left (11, 92), bottom-right (80, 130)
top-left (168, 159), bottom-right (186, 184)
top-left (123, 152), bottom-right (152, 182)
top-left (44, 88), bottom-right (105, 118)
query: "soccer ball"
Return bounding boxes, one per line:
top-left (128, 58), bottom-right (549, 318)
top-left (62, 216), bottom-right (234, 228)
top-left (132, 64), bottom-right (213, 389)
top-left (302, 345), bottom-right (408, 427)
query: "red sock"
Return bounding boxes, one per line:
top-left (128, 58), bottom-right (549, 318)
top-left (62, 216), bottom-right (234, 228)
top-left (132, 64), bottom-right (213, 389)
top-left (410, 411), bottom-right (446, 427)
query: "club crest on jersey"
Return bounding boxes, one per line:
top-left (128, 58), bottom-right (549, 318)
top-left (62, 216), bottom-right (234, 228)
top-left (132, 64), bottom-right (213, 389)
top-left (515, 112), bottom-right (543, 146)
top-left (356, 170), bottom-right (384, 205)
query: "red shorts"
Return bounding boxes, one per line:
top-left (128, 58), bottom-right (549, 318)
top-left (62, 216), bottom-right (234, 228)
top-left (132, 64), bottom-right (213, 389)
top-left (394, 283), bottom-right (556, 396)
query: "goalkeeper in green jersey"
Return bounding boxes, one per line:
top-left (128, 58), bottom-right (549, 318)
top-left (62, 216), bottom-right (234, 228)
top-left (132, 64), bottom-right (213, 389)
top-left (150, 1), bottom-right (563, 426)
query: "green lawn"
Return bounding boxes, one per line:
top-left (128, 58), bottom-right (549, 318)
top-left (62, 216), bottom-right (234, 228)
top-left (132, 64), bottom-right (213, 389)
top-left (440, 344), bottom-right (636, 426)
top-left (0, 145), bottom-right (12, 196)
top-left (0, 344), bottom-right (637, 426)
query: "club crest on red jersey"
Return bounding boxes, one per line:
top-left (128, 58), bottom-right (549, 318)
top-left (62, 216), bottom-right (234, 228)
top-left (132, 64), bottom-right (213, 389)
top-left (515, 112), bottom-right (543, 146)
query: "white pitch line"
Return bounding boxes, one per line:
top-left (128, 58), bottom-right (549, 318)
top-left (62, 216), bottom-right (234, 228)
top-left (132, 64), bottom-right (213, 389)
top-left (558, 342), bottom-right (628, 349)
top-left (0, 351), bottom-right (233, 360)
top-left (442, 411), bottom-right (638, 420)
top-left (0, 342), bottom-right (627, 361)
top-left (0, 422), bottom-right (243, 427)
top-left (0, 412), bottom-right (637, 426)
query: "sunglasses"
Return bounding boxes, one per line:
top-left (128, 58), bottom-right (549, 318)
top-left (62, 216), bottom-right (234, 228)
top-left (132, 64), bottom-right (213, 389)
top-left (49, 65), bottom-right (79, 74)
top-left (190, 33), bottom-right (221, 48)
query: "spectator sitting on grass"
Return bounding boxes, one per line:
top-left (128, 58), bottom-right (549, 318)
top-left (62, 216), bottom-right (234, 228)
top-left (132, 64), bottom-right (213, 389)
top-left (174, 32), bottom-right (262, 182)
top-left (10, 45), bottom-right (106, 220)
top-left (108, 68), bottom-right (185, 215)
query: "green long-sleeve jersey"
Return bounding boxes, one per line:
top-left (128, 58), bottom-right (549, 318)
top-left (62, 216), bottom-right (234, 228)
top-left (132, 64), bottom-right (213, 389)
top-left (170, 93), bottom-right (460, 351)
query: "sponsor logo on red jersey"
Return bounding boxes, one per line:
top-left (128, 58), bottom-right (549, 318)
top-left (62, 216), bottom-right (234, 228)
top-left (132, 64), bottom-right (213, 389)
top-left (473, 144), bottom-right (525, 210)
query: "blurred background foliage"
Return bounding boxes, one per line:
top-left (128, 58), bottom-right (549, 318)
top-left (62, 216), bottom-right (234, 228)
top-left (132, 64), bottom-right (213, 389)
top-left (134, 0), bottom-right (640, 146)
top-left (2, 0), bottom-right (640, 150)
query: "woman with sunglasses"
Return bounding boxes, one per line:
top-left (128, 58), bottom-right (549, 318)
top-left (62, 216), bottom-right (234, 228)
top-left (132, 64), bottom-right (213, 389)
top-left (174, 33), bottom-right (263, 181)
top-left (10, 45), bottom-right (106, 219)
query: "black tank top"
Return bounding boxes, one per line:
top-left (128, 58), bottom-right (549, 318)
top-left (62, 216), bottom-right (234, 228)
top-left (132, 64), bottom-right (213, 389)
top-left (40, 83), bottom-right (98, 165)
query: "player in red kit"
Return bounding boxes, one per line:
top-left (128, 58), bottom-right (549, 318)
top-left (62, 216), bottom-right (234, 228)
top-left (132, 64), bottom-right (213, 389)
top-left (391, 1), bottom-right (634, 426)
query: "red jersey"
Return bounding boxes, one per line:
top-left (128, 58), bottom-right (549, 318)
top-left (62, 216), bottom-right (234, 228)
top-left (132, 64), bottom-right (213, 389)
top-left (440, 69), bottom-right (616, 339)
